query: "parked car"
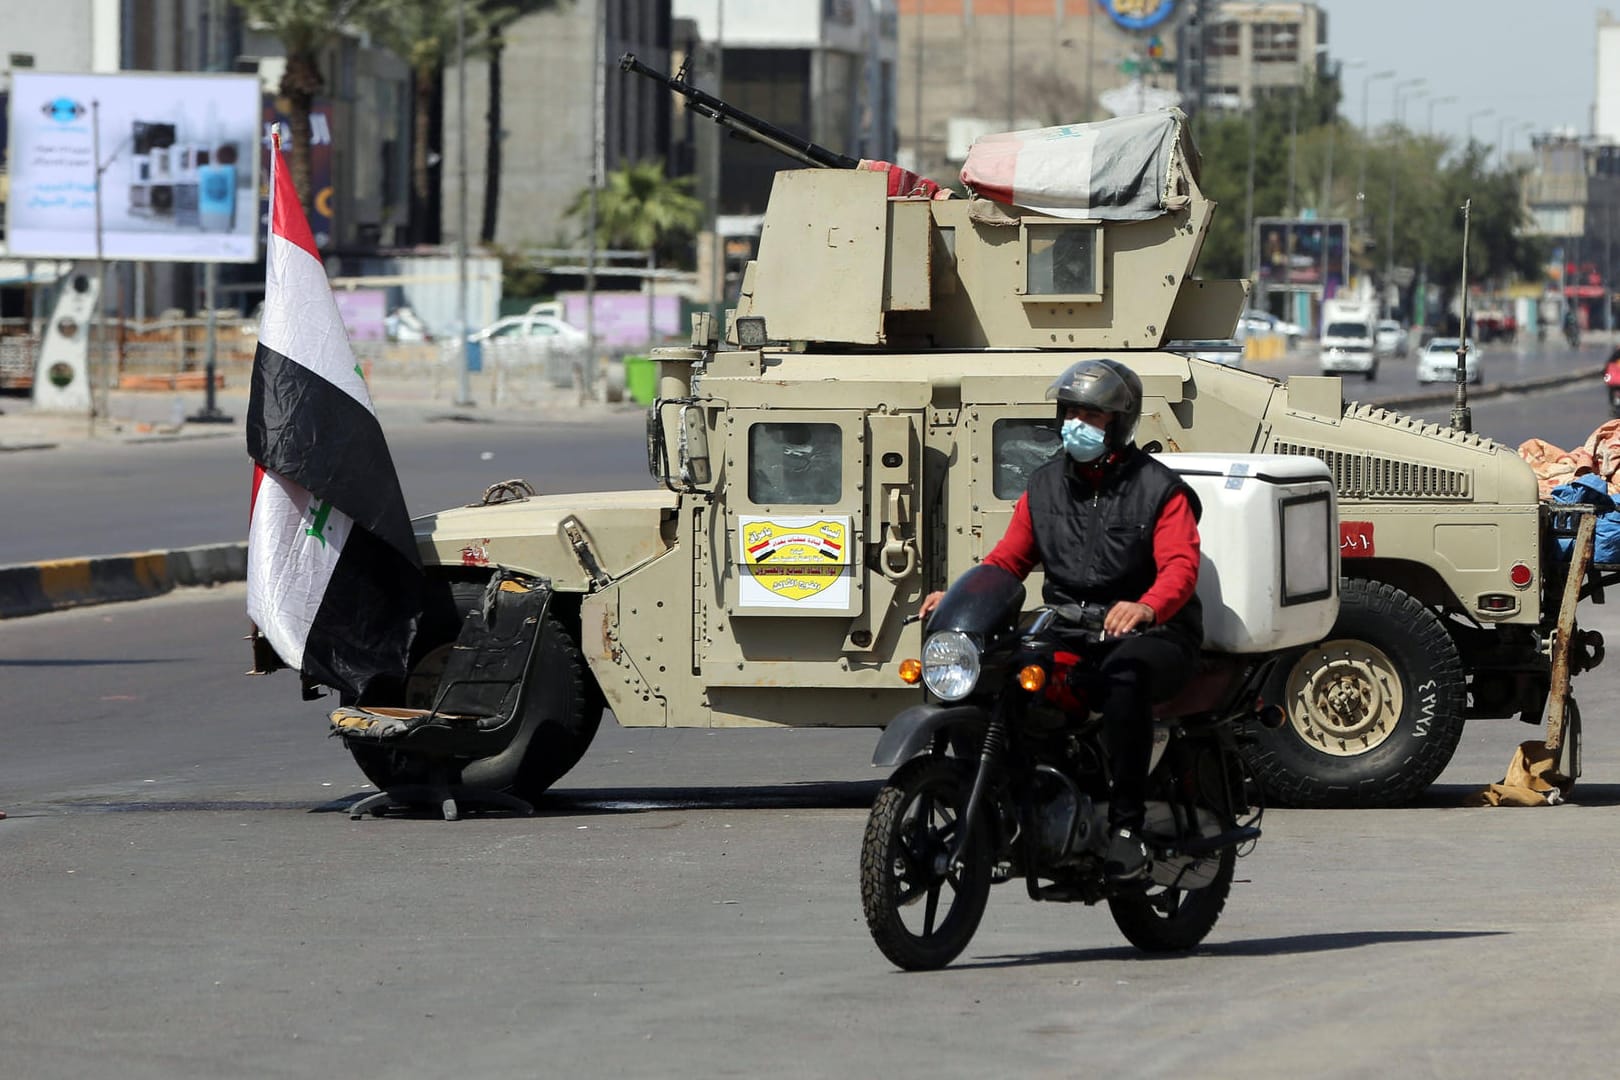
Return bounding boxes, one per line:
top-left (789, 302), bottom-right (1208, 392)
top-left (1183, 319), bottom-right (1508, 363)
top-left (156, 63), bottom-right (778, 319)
top-left (1416, 337), bottom-right (1479, 384)
top-left (1374, 319), bottom-right (1410, 359)
top-left (466, 312), bottom-right (589, 386)
top-left (1240, 308), bottom-right (1301, 342)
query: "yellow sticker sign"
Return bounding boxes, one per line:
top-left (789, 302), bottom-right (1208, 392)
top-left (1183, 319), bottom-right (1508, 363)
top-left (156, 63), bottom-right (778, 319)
top-left (738, 516), bottom-right (854, 607)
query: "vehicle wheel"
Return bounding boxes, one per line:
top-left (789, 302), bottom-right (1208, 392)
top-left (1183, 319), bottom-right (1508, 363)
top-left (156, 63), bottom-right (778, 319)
top-left (1108, 846), bottom-right (1234, 953)
top-left (1237, 577), bottom-right (1465, 808)
top-left (860, 756), bottom-right (993, 971)
top-left (349, 579), bottom-right (604, 799)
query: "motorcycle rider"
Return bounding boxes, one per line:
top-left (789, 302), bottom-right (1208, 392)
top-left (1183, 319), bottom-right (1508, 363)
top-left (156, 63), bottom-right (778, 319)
top-left (918, 358), bottom-right (1203, 883)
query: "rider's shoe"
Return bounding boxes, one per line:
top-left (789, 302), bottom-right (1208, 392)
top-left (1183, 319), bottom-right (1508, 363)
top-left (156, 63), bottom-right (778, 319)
top-left (1104, 827), bottom-right (1149, 883)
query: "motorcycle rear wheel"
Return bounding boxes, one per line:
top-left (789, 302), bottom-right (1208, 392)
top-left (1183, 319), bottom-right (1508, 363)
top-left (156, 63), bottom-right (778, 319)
top-left (1107, 845), bottom-right (1234, 953)
top-left (859, 756), bottom-right (993, 971)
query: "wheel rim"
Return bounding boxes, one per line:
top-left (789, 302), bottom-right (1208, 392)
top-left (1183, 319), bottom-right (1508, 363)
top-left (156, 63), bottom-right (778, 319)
top-left (1282, 638), bottom-right (1404, 757)
top-left (889, 789), bottom-right (969, 940)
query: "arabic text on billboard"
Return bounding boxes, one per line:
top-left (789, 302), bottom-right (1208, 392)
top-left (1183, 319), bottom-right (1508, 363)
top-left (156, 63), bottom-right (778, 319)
top-left (4, 71), bottom-right (261, 263)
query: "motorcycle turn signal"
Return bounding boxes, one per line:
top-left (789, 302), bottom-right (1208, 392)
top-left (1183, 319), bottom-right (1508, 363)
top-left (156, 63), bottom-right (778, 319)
top-left (898, 658), bottom-right (923, 684)
top-left (1017, 664), bottom-right (1046, 692)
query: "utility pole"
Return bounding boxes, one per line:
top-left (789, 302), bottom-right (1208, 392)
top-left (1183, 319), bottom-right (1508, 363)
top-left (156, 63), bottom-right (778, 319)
top-left (584, 0), bottom-right (607, 400)
top-left (1005, 8), bottom-right (1015, 130)
top-left (454, 0), bottom-right (473, 407)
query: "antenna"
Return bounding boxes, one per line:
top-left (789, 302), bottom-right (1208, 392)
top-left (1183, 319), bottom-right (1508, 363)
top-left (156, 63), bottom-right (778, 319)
top-left (1450, 198), bottom-right (1473, 433)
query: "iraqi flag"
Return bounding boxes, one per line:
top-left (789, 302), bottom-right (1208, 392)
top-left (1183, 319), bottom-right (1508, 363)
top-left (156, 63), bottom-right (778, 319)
top-left (247, 137), bottom-right (422, 698)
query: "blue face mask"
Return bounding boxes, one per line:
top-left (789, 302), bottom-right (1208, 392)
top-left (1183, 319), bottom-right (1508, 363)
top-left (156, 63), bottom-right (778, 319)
top-left (1061, 418), bottom-right (1108, 463)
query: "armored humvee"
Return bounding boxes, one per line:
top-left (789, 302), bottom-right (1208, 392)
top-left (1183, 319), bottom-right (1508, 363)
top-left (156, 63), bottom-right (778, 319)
top-left (367, 78), bottom-right (1601, 809)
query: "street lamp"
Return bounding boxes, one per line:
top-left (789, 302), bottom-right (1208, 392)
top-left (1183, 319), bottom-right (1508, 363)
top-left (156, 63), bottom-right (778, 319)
top-left (1427, 95), bottom-right (1457, 138)
top-left (1466, 107), bottom-right (1494, 147)
top-left (1392, 77), bottom-right (1425, 130)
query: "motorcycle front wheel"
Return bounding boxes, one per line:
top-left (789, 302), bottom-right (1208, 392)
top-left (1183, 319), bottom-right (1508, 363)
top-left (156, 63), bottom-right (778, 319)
top-left (1107, 845), bottom-right (1235, 953)
top-left (859, 756), bottom-right (993, 971)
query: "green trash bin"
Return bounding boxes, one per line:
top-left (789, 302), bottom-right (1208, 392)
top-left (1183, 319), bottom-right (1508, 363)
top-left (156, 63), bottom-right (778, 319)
top-left (623, 356), bottom-right (658, 404)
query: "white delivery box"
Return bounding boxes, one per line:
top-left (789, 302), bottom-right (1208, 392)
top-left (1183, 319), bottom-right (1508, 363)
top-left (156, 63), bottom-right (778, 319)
top-left (1158, 453), bottom-right (1340, 653)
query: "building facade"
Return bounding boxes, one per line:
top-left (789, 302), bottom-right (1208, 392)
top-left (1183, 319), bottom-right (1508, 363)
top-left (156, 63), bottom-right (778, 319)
top-left (1189, 0), bottom-right (1326, 112)
top-left (441, 0), bottom-right (674, 251)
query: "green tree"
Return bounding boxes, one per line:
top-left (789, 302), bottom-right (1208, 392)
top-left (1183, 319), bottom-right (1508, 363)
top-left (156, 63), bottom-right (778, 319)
top-left (230, 0), bottom-right (386, 220)
top-left (565, 159), bottom-right (705, 267)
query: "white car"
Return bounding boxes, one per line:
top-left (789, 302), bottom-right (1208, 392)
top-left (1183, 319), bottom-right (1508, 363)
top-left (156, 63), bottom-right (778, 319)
top-left (466, 313), bottom-right (589, 386)
top-left (1374, 319), bottom-right (1410, 359)
top-left (1416, 337), bottom-right (1479, 384)
top-left (1240, 308), bottom-right (1301, 341)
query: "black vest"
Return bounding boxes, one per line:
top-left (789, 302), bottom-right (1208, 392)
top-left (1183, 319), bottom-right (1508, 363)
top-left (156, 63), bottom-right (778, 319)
top-left (1024, 448), bottom-right (1204, 645)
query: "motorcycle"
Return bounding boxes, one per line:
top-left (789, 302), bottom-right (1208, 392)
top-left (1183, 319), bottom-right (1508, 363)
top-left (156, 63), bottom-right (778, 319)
top-left (859, 565), bottom-right (1283, 971)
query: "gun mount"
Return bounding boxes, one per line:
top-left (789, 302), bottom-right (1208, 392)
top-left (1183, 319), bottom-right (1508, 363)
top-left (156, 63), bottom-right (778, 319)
top-left (619, 52), bottom-right (858, 171)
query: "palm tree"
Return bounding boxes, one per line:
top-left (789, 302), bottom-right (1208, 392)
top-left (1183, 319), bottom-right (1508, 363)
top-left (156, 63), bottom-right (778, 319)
top-left (565, 159), bottom-right (705, 267)
top-left (231, 0), bottom-right (386, 220)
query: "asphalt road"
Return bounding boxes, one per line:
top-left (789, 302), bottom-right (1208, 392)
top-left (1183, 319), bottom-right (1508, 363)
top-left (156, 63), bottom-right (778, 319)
top-left (1, 340), bottom-right (1606, 568)
top-left (0, 407), bottom-right (653, 566)
top-left (6, 589), bottom-right (1620, 1077)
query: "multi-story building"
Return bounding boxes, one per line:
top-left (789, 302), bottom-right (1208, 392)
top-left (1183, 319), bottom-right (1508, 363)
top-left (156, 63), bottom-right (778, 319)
top-left (1186, 0), bottom-right (1326, 112)
top-left (441, 0), bottom-right (674, 251)
top-left (895, 1), bottom-right (1186, 186)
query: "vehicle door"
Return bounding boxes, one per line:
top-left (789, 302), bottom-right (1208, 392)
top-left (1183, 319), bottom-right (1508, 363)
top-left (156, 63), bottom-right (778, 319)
top-left (699, 404), bottom-right (926, 704)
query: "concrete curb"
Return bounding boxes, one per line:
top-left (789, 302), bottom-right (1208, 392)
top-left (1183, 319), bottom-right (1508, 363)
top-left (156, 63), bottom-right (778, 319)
top-left (1366, 365), bottom-right (1606, 412)
top-left (0, 542), bottom-right (247, 619)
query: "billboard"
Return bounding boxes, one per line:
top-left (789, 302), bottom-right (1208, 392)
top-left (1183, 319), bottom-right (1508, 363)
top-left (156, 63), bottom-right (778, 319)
top-left (1256, 217), bottom-right (1349, 294)
top-left (4, 71), bottom-right (261, 263)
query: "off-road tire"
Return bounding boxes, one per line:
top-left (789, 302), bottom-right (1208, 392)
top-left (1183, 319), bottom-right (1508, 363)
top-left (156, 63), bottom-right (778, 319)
top-left (1237, 577), bottom-right (1465, 808)
top-left (349, 579), bottom-right (604, 799)
top-left (1108, 845), bottom-right (1235, 953)
top-left (860, 756), bottom-right (992, 971)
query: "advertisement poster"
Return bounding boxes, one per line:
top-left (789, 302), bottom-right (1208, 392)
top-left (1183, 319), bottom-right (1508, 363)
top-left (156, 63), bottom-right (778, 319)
top-left (1256, 218), bottom-right (1349, 293)
top-left (260, 99), bottom-right (334, 250)
top-left (5, 71), bottom-right (261, 263)
top-left (737, 516), bottom-right (854, 611)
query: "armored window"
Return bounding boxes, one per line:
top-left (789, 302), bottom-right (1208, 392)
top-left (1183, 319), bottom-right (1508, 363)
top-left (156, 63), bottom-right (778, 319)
top-left (1023, 223), bottom-right (1102, 301)
top-left (748, 422), bottom-right (843, 505)
top-left (992, 418), bottom-right (1062, 499)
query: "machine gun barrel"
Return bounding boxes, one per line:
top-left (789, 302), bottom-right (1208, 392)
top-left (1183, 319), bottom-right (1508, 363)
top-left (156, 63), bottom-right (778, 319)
top-left (619, 52), bottom-right (859, 171)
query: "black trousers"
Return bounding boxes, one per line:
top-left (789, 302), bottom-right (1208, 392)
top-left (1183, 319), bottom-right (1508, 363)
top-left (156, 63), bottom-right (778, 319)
top-left (1093, 631), bottom-right (1200, 832)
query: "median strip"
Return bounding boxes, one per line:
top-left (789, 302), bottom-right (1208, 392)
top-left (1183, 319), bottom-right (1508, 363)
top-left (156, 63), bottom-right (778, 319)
top-left (0, 542), bottom-right (248, 619)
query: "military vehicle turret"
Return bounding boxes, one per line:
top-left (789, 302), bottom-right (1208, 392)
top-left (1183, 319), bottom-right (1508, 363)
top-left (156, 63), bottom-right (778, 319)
top-left (348, 59), bottom-right (1602, 810)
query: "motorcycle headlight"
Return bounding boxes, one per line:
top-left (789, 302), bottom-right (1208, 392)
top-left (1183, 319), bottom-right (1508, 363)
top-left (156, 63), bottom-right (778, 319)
top-left (922, 630), bottom-right (980, 701)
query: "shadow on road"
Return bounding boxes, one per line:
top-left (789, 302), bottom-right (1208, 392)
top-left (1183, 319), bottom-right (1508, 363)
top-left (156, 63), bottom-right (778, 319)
top-left (959, 928), bottom-right (1507, 970)
top-left (310, 779), bottom-right (887, 819)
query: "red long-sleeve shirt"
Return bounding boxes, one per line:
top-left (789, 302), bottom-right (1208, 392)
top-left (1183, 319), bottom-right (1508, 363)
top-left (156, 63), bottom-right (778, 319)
top-left (982, 486), bottom-right (1201, 624)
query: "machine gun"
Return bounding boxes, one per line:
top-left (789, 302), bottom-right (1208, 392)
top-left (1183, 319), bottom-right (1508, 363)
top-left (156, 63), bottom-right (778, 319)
top-left (619, 52), bottom-right (858, 171)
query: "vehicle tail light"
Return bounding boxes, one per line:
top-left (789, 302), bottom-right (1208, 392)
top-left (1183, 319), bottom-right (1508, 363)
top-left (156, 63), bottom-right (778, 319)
top-left (1478, 594), bottom-right (1518, 613)
top-left (1509, 562), bottom-right (1534, 590)
top-left (898, 658), bottom-right (922, 684)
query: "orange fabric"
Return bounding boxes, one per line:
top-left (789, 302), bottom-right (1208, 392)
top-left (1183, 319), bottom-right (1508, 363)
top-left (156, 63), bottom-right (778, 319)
top-left (1518, 437), bottom-right (1597, 498)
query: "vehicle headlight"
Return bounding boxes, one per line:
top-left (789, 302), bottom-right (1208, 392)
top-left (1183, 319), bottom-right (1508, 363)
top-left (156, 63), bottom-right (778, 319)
top-left (922, 630), bottom-right (980, 700)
